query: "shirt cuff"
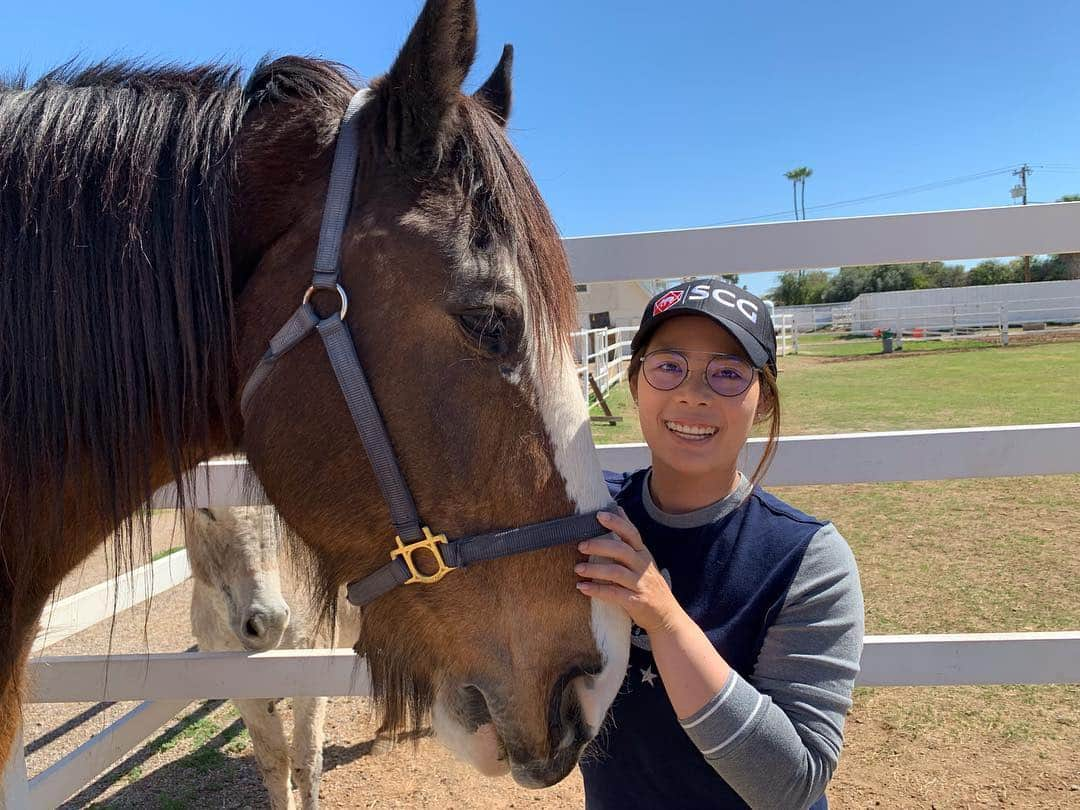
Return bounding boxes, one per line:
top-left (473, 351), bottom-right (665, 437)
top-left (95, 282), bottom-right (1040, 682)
top-left (679, 668), bottom-right (769, 758)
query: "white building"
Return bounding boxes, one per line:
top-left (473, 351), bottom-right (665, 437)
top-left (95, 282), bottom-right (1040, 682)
top-left (574, 279), bottom-right (669, 330)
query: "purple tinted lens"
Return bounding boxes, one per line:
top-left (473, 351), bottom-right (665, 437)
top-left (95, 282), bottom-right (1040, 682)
top-left (642, 351), bottom-right (687, 390)
top-left (706, 356), bottom-right (754, 396)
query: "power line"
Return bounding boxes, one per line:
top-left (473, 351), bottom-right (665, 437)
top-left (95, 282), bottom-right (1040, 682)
top-left (1030, 163), bottom-right (1080, 170)
top-left (707, 165), bottom-right (1021, 226)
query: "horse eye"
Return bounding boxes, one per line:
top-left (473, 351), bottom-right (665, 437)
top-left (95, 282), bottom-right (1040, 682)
top-left (458, 310), bottom-right (514, 356)
top-left (471, 225), bottom-right (493, 253)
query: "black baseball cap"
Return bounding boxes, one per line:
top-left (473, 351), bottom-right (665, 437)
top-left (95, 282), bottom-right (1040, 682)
top-left (631, 278), bottom-right (777, 373)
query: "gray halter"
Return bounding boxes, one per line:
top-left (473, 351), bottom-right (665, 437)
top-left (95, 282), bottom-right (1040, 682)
top-left (240, 89), bottom-right (610, 607)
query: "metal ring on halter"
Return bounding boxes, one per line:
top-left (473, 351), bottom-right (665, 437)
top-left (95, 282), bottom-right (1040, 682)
top-left (303, 283), bottom-right (349, 320)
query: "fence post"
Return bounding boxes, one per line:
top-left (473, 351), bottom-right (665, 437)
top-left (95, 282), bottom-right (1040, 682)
top-left (1000, 304), bottom-right (1009, 347)
top-left (792, 318), bottom-right (800, 355)
top-left (2, 723), bottom-right (31, 810)
top-left (596, 329), bottom-right (608, 387)
top-left (579, 331), bottom-right (590, 402)
top-left (895, 311), bottom-right (904, 351)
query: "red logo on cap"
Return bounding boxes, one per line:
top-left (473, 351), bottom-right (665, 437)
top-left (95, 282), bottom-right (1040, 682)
top-left (653, 290), bottom-right (684, 316)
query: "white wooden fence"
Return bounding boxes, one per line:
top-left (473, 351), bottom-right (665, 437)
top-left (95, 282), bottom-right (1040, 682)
top-left (776, 293), bottom-right (1080, 356)
top-left (572, 325), bottom-right (635, 402)
top-left (7, 202), bottom-right (1080, 808)
top-left (777, 283), bottom-right (1080, 335)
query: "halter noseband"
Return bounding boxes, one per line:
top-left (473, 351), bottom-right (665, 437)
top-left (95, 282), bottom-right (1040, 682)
top-left (240, 89), bottom-right (610, 607)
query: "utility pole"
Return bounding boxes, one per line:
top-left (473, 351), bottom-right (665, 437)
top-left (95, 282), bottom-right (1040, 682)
top-left (1013, 164), bottom-right (1032, 282)
top-left (1013, 164), bottom-right (1030, 205)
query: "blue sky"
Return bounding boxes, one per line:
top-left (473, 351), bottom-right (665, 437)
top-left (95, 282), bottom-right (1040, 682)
top-left (5, 0), bottom-right (1080, 296)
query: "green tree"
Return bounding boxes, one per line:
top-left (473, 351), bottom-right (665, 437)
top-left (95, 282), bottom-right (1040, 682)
top-left (768, 272), bottom-right (803, 305)
top-left (867, 263), bottom-right (918, 292)
top-left (1028, 255), bottom-right (1074, 282)
top-left (720, 273), bottom-right (740, 285)
top-left (921, 262), bottom-right (968, 288)
top-left (822, 262), bottom-right (969, 302)
top-left (968, 260), bottom-right (1018, 286)
top-left (802, 270), bottom-right (830, 304)
top-left (768, 269), bottom-right (830, 305)
top-left (822, 266), bottom-right (872, 302)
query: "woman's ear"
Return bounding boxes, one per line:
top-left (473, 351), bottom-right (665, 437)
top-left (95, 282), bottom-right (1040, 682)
top-left (754, 383), bottom-right (773, 423)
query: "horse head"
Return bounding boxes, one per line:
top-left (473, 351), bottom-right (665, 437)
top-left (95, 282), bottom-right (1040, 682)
top-left (230, 0), bottom-right (630, 787)
top-left (185, 507), bottom-right (291, 653)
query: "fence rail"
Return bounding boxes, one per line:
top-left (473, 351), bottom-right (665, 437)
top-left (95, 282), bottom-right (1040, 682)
top-left (25, 632), bottom-right (1080, 705)
top-left (33, 551), bottom-right (191, 655)
top-left (564, 203), bottom-right (1080, 281)
top-left (27, 700), bottom-right (190, 810)
top-left (146, 425), bottom-right (1080, 509)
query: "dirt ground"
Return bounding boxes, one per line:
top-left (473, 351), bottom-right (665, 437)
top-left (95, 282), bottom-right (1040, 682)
top-left (21, 506), bottom-right (1080, 809)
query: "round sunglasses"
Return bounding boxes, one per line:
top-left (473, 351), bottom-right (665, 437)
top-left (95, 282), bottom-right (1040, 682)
top-left (640, 349), bottom-right (757, 397)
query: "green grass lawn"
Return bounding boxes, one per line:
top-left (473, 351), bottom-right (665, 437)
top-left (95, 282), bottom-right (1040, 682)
top-left (589, 340), bottom-right (1080, 443)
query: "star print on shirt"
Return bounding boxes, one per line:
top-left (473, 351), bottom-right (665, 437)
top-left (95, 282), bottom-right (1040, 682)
top-left (640, 665), bottom-right (658, 687)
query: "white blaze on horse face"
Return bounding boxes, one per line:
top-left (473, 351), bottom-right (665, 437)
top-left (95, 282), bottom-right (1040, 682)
top-left (529, 339), bottom-right (632, 734)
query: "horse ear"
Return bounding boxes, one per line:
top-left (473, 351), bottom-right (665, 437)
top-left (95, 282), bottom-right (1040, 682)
top-left (473, 44), bottom-right (513, 126)
top-left (384, 0), bottom-right (478, 162)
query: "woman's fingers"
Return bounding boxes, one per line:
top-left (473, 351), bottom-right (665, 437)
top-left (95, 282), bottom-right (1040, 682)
top-left (574, 561), bottom-right (639, 590)
top-left (595, 510), bottom-right (646, 551)
top-left (575, 580), bottom-right (628, 608)
top-left (578, 535), bottom-right (640, 568)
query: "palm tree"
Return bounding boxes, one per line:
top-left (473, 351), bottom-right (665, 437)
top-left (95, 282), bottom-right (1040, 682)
top-left (784, 168), bottom-right (801, 220)
top-left (799, 167), bottom-right (813, 220)
top-left (784, 166), bottom-right (814, 220)
top-left (784, 167), bottom-right (814, 297)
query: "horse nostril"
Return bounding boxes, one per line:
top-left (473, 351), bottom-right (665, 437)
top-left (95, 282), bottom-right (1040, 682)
top-left (548, 665), bottom-right (590, 751)
top-left (243, 613), bottom-right (266, 639)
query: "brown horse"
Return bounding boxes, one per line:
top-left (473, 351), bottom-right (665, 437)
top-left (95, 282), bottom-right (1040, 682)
top-left (0, 0), bottom-right (629, 789)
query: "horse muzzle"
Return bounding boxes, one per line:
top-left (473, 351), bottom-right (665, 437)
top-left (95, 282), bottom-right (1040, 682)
top-left (433, 665), bottom-right (596, 788)
top-left (233, 600), bottom-right (290, 652)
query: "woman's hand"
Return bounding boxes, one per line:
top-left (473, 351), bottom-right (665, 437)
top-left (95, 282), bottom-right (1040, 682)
top-left (576, 509), bottom-right (686, 635)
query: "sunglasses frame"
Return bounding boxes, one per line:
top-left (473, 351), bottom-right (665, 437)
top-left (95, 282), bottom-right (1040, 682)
top-left (640, 349), bottom-right (758, 398)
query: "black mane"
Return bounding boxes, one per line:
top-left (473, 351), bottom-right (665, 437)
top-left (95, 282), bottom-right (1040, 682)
top-left (0, 58), bottom-right (350, 578)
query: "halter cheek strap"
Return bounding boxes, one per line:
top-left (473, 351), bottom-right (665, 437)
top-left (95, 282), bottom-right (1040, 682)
top-left (240, 88), bottom-right (611, 607)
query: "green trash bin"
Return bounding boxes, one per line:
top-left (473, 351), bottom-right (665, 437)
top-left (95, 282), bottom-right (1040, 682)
top-left (881, 330), bottom-right (895, 353)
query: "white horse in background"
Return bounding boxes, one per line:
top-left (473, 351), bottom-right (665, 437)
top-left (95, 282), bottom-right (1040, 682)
top-left (185, 507), bottom-right (360, 810)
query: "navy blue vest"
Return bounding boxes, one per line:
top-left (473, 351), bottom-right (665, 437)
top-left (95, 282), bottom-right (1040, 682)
top-left (581, 470), bottom-right (828, 810)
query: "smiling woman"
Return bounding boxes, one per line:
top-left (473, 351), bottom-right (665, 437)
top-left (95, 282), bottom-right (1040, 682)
top-left (576, 278), bottom-right (864, 810)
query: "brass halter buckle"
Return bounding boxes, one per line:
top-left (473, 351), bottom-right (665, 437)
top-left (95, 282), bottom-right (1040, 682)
top-left (391, 526), bottom-right (456, 585)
